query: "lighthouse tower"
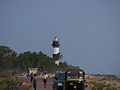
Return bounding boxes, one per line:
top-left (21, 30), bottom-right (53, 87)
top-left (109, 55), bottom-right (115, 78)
top-left (52, 36), bottom-right (60, 65)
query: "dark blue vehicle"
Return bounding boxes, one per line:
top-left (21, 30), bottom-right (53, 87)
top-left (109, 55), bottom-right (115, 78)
top-left (53, 71), bottom-right (65, 90)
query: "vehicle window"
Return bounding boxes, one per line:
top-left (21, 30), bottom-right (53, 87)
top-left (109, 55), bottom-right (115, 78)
top-left (67, 72), bottom-right (82, 78)
top-left (58, 73), bottom-right (65, 80)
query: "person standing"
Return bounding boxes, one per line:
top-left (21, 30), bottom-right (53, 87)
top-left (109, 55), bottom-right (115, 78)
top-left (42, 71), bottom-right (48, 88)
top-left (33, 75), bottom-right (37, 90)
top-left (30, 73), bottom-right (33, 82)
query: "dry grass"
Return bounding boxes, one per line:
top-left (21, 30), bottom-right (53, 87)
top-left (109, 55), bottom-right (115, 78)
top-left (85, 74), bottom-right (120, 90)
top-left (18, 77), bottom-right (32, 90)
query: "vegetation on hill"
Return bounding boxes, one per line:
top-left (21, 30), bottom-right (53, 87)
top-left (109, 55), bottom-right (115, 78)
top-left (0, 45), bottom-right (78, 73)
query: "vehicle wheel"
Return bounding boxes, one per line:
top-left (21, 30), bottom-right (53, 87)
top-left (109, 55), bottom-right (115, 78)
top-left (77, 82), bottom-right (85, 90)
top-left (53, 85), bottom-right (55, 90)
top-left (57, 86), bottom-right (63, 90)
top-left (81, 82), bottom-right (85, 90)
top-left (65, 86), bottom-right (73, 90)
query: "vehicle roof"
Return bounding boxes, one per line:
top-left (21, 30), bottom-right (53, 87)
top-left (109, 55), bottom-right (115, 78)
top-left (65, 69), bottom-right (83, 72)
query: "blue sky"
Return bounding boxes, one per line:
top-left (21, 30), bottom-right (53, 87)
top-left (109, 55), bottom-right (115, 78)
top-left (0, 0), bottom-right (120, 74)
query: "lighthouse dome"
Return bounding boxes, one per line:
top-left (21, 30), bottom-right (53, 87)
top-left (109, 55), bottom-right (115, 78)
top-left (54, 36), bottom-right (59, 41)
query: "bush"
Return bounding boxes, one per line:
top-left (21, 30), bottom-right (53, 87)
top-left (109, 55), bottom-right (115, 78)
top-left (0, 72), bottom-right (20, 90)
top-left (91, 81), bottom-right (105, 90)
top-left (106, 84), bottom-right (117, 90)
top-left (90, 81), bottom-right (118, 90)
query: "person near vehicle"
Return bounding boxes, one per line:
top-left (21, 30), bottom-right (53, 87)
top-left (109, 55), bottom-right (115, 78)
top-left (32, 75), bottom-right (37, 90)
top-left (42, 71), bottom-right (48, 88)
top-left (30, 72), bottom-right (33, 82)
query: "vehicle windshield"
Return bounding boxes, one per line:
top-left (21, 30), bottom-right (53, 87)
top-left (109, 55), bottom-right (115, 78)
top-left (67, 72), bottom-right (82, 78)
top-left (58, 73), bottom-right (65, 80)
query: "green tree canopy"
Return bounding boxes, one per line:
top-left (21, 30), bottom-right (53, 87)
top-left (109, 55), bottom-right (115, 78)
top-left (0, 45), bottom-right (79, 73)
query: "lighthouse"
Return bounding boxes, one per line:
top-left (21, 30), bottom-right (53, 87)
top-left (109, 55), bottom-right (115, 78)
top-left (52, 36), bottom-right (61, 65)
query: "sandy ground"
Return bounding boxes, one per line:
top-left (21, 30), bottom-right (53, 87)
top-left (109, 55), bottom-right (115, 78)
top-left (29, 79), bottom-right (53, 90)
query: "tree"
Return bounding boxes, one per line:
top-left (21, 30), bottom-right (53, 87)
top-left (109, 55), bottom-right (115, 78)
top-left (0, 45), bottom-right (16, 71)
top-left (0, 45), bottom-right (78, 73)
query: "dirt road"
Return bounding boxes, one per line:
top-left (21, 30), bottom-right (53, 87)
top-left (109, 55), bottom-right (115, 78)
top-left (29, 79), bottom-right (53, 90)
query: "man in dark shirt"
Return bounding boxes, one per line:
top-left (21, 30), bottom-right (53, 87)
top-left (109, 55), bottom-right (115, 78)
top-left (33, 75), bottom-right (37, 90)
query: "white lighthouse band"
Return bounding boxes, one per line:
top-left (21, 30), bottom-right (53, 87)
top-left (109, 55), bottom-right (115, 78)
top-left (53, 47), bottom-right (60, 54)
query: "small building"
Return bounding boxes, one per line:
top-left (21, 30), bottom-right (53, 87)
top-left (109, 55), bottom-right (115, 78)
top-left (28, 68), bottom-right (38, 75)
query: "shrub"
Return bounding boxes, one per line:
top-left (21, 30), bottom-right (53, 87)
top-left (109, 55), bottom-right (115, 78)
top-left (0, 72), bottom-right (20, 90)
top-left (90, 81), bottom-right (117, 90)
